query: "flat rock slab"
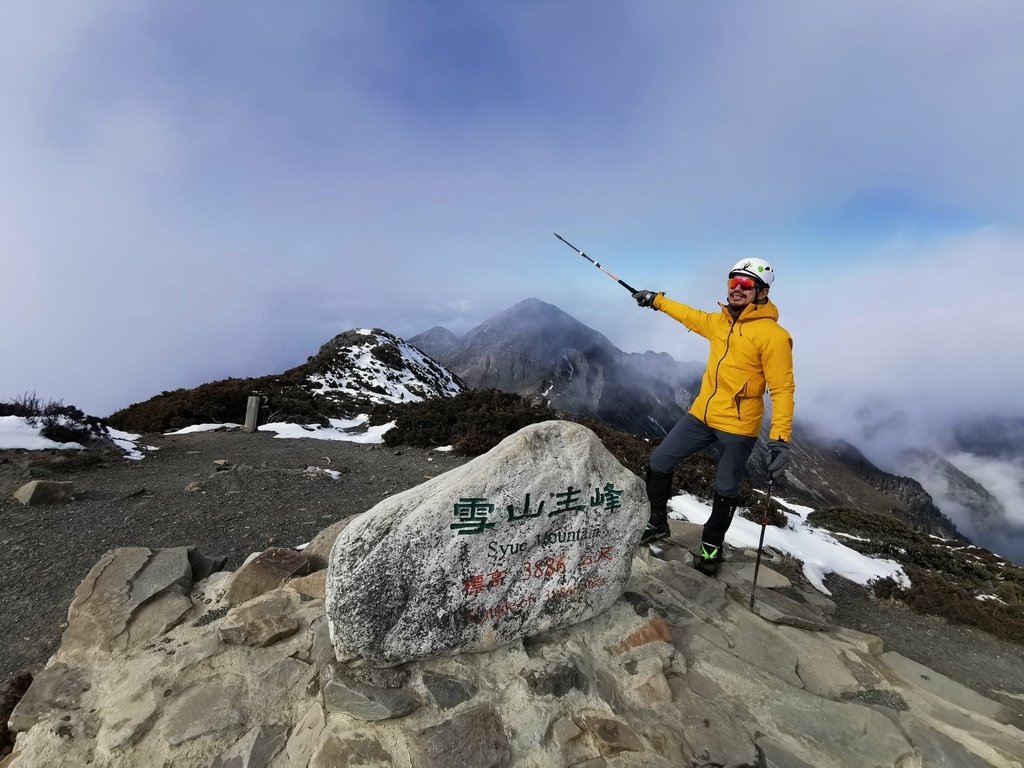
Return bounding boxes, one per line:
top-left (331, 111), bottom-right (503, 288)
top-left (59, 547), bottom-right (193, 656)
top-left (322, 664), bottom-right (419, 721)
top-left (326, 421), bottom-right (646, 664)
top-left (409, 705), bottom-right (512, 768)
top-left (211, 724), bottom-right (289, 768)
top-left (224, 547), bottom-right (312, 605)
top-left (729, 585), bottom-right (832, 631)
top-left (161, 677), bottom-right (247, 746)
top-left (422, 672), bottom-right (477, 710)
top-left (719, 563), bottom-right (791, 590)
top-left (8, 663), bottom-right (90, 733)
top-left (881, 652), bottom-right (1011, 724)
top-left (13, 480), bottom-right (74, 505)
top-left (310, 733), bottom-right (393, 768)
top-left (219, 589), bottom-right (302, 647)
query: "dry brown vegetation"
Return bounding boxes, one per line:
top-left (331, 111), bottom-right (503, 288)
top-left (0, 392), bottom-right (105, 445)
top-left (104, 361), bottom-right (377, 433)
top-left (810, 507), bottom-right (1024, 645)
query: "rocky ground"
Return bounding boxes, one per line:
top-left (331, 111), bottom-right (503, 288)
top-left (1, 429), bottom-right (1022, 716)
top-left (0, 430), bottom-right (470, 684)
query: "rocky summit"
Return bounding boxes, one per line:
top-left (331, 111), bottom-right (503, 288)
top-left (326, 420), bottom-right (647, 664)
top-left (3, 423), bottom-right (1023, 767)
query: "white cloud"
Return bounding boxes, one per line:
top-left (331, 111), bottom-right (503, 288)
top-left (776, 230), bottom-right (1022, 455)
top-left (2, 2), bottom-right (1024, 422)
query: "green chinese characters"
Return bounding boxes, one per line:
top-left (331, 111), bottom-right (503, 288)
top-left (450, 481), bottom-right (624, 536)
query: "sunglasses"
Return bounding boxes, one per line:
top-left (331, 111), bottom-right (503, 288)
top-left (728, 276), bottom-right (759, 290)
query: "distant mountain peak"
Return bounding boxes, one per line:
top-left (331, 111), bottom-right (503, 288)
top-left (310, 328), bottom-right (465, 406)
top-left (410, 298), bottom-right (700, 437)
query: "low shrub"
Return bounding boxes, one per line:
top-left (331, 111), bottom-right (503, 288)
top-left (739, 497), bottom-right (788, 527)
top-left (0, 392), bottom-right (105, 445)
top-left (382, 389), bottom-right (558, 455)
top-left (0, 391), bottom-right (43, 418)
top-left (872, 568), bottom-right (1024, 644)
top-left (104, 359), bottom-right (371, 433)
top-left (813, 507), bottom-right (1024, 645)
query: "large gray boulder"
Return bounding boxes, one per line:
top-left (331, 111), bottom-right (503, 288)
top-left (326, 420), bottom-right (646, 664)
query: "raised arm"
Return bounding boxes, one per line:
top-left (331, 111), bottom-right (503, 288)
top-left (762, 330), bottom-right (795, 442)
top-left (633, 290), bottom-right (717, 339)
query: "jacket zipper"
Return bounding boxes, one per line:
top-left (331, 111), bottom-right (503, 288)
top-left (703, 319), bottom-right (736, 425)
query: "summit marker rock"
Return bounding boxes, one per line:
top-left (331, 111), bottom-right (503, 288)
top-left (326, 420), bottom-right (646, 664)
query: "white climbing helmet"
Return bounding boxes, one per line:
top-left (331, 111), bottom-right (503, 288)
top-left (729, 258), bottom-right (774, 287)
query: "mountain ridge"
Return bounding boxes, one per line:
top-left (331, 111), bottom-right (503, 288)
top-left (410, 298), bottom-right (701, 438)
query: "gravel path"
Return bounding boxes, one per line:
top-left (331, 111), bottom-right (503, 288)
top-left (2, 430), bottom-right (1022, 718)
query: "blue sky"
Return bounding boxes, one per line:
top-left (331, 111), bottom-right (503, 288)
top-left (3, 1), bottom-right (1024, 454)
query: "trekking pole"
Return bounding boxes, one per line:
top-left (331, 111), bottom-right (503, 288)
top-left (749, 477), bottom-right (774, 611)
top-left (553, 233), bottom-right (638, 294)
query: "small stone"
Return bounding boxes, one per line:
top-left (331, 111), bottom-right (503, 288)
top-left (210, 724), bottom-right (289, 768)
top-left (548, 717), bottom-right (583, 746)
top-left (184, 481), bottom-right (204, 492)
top-left (577, 714), bottom-right (644, 756)
top-left (161, 678), bottom-right (246, 746)
top-left (223, 547), bottom-right (313, 605)
top-left (421, 672), bottom-right (477, 710)
top-left (287, 570), bottom-right (327, 600)
top-left (638, 671), bottom-right (673, 704)
top-left (409, 705), bottom-right (511, 768)
top-left (521, 661), bottom-right (585, 698)
top-left (321, 664), bottom-right (419, 721)
top-left (219, 590), bottom-right (301, 647)
top-left (310, 733), bottom-right (394, 768)
top-left (8, 664), bottom-right (90, 733)
top-left (13, 480), bottom-right (74, 505)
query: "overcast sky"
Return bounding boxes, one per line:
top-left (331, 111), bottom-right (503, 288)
top-left (3, 2), bottom-right (1024, 463)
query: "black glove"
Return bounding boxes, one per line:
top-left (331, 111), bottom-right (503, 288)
top-left (765, 439), bottom-right (790, 479)
top-left (632, 290), bottom-right (661, 309)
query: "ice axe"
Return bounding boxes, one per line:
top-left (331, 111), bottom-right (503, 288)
top-left (553, 233), bottom-right (638, 294)
top-left (749, 477), bottom-right (774, 611)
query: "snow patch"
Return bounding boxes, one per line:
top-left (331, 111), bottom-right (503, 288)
top-left (259, 416), bottom-right (395, 444)
top-left (0, 416), bottom-right (84, 451)
top-left (668, 492), bottom-right (909, 595)
top-left (165, 423), bottom-right (241, 435)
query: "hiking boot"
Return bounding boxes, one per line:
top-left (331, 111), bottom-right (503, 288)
top-left (640, 522), bottom-right (671, 545)
top-left (640, 465), bottom-right (674, 546)
top-left (702, 493), bottom-right (738, 546)
top-left (694, 540), bottom-right (724, 576)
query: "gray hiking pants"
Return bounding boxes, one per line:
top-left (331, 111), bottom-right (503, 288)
top-left (649, 414), bottom-right (758, 498)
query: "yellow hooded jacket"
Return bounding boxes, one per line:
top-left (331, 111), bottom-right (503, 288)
top-left (653, 294), bottom-right (795, 442)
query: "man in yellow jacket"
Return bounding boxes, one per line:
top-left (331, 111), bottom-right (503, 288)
top-left (631, 258), bottom-right (795, 576)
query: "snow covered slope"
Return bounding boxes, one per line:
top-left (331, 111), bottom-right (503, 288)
top-left (308, 328), bottom-right (465, 406)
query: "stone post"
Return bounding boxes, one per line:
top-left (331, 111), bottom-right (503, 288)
top-left (243, 395), bottom-right (261, 433)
